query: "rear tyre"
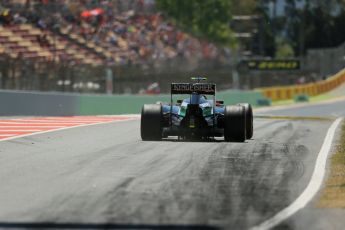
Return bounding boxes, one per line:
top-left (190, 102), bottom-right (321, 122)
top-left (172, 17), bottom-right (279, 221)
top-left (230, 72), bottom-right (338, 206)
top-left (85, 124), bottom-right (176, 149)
top-left (141, 104), bottom-right (162, 141)
top-left (238, 103), bottom-right (253, 139)
top-left (224, 105), bottom-right (246, 142)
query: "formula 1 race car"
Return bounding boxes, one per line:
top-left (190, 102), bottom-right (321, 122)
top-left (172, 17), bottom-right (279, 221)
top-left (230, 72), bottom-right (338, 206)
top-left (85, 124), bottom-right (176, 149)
top-left (141, 78), bottom-right (253, 142)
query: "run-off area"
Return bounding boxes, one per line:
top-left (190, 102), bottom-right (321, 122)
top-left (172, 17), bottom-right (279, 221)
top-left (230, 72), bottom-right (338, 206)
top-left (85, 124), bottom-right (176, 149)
top-left (0, 116), bottom-right (136, 141)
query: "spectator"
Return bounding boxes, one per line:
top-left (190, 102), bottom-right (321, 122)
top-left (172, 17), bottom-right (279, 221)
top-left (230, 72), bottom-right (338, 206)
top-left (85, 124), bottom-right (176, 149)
top-left (13, 13), bottom-right (27, 24)
top-left (37, 18), bottom-right (46, 29)
top-left (0, 8), bottom-right (12, 25)
top-left (2, 0), bottom-right (222, 67)
top-left (37, 33), bottom-right (49, 47)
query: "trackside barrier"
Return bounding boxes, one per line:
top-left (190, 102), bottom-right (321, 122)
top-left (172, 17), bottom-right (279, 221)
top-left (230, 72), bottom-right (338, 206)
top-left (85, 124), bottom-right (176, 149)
top-left (78, 90), bottom-right (266, 115)
top-left (257, 68), bottom-right (345, 101)
top-left (0, 90), bottom-right (266, 116)
top-left (294, 94), bottom-right (309, 103)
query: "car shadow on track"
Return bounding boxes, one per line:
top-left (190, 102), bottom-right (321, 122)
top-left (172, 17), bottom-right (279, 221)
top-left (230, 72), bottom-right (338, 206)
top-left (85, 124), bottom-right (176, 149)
top-left (161, 138), bottom-right (249, 143)
top-left (162, 138), bottom-right (223, 143)
top-left (0, 222), bottom-right (219, 230)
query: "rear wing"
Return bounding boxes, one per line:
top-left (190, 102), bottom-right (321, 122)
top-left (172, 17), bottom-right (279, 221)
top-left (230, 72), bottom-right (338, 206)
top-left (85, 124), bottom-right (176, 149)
top-left (171, 83), bottom-right (216, 95)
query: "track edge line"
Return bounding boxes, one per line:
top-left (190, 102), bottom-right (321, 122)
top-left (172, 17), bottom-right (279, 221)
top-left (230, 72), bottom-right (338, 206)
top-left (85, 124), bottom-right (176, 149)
top-left (249, 117), bottom-right (344, 230)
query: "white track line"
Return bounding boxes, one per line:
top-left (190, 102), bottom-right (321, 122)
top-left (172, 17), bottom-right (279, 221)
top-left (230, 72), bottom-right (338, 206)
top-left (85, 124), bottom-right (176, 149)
top-left (11, 119), bottom-right (90, 123)
top-left (0, 119), bottom-right (128, 124)
top-left (0, 117), bottom-right (138, 142)
top-left (13, 119), bottom-right (115, 123)
top-left (0, 134), bottom-right (15, 137)
top-left (0, 130), bottom-right (43, 132)
top-left (35, 118), bottom-right (123, 121)
top-left (250, 117), bottom-right (343, 230)
top-left (0, 126), bottom-right (66, 128)
top-left (0, 122), bottom-right (87, 125)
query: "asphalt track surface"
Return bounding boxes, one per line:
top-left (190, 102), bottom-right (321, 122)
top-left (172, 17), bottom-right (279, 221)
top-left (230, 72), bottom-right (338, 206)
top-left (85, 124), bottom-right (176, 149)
top-left (0, 99), bottom-right (345, 230)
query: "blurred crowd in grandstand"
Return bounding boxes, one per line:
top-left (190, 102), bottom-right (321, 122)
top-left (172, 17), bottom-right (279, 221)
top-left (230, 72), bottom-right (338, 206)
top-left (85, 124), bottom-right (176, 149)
top-left (0, 0), bottom-right (221, 66)
top-left (0, 0), bottom-right (229, 91)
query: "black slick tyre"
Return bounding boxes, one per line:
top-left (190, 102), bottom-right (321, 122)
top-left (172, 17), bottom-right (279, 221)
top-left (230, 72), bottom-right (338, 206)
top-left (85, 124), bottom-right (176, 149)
top-left (238, 103), bottom-right (253, 139)
top-left (141, 104), bottom-right (162, 141)
top-left (224, 105), bottom-right (246, 142)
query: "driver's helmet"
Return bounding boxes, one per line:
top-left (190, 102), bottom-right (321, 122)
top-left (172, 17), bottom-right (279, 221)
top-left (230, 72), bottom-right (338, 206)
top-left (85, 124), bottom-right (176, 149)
top-left (190, 93), bottom-right (207, 104)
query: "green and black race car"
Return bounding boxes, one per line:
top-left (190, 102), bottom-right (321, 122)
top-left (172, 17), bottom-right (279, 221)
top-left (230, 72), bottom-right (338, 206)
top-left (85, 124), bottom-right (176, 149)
top-left (141, 78), bottom-right (253, 141)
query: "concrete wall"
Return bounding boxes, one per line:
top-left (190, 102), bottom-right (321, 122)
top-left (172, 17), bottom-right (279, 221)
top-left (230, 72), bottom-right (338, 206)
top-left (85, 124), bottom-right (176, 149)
top-left (0, 90), bottom-right (265, 116)
top-left (0, 90), bottom-right (79, 116)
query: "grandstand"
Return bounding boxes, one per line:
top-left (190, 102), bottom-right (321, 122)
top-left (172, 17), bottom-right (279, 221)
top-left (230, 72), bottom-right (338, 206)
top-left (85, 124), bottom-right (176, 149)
top-left (0, 0), bottom-right (222, 92)
top-left (1, 0), bottom-right (219, 65)
top-left (0, 24), bottom-right (104, 65)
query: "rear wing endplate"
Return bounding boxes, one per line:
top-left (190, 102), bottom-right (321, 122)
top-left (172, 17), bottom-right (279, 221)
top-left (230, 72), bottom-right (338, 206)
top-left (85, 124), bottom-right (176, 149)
top-left (171, 83), bottom-right (216, 95)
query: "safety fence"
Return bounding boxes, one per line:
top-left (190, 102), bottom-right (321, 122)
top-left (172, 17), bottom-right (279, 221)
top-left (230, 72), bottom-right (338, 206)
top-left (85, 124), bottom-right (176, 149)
top-left (258, 68), bottom-right (345, 101)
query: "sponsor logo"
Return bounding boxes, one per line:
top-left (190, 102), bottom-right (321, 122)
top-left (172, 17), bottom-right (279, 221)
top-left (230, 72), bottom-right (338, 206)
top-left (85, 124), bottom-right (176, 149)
top-left (244, 60), bottom-right (300, 71)
top-left (172, 83), bottom-right (215, 94)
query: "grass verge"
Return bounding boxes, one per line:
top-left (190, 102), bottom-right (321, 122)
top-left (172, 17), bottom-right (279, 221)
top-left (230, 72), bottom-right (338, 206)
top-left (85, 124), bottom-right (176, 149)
top-left (318, 120), bottom-right (345, 208)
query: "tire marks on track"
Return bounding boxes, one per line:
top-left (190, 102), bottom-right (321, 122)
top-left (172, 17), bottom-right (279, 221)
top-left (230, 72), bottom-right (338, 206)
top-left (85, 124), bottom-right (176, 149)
top-left (250, 117), bottom-right (343, 230)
